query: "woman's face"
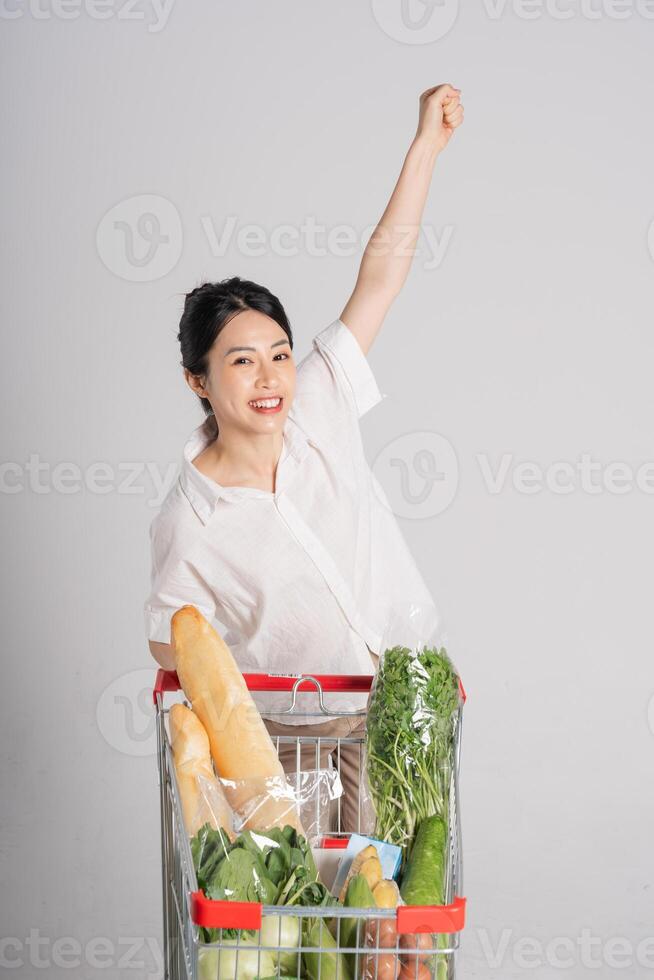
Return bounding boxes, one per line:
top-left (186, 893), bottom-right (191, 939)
top-left (185, 309), bottom-right (296, 434)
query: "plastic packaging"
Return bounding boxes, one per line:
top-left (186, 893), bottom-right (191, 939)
top-left (285, 767), bottom-right (345, 843)
top-left (364, 601), bottom-right (463, 868)
top-left (221, 767), bottom-right (343, 844)
top-left (185, 772), bottom-right (235, 841)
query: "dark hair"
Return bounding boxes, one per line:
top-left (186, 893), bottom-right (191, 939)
top-left (177, 276), bottom-right (293, 417)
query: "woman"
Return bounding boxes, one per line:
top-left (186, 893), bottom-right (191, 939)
top-left (145, 84), bottom-right (464, 834)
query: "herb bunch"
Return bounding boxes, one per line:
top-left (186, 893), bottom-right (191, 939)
top-left (365, 644), bottom-right (461, 863)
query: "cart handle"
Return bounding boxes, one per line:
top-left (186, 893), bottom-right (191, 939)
top-left (190, 891), bottom-right (466, 933)
top-left (153, 668), bottom-right (373, 704)
top-left (397, 898), bottom-right (467, 934)
top-left (153, 668), bottom-right (466, 704)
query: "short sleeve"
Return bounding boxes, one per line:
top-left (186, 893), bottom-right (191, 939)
top-left (144, 516), bottom-right (219, 644)
top-left (292, 319), bottom-right (386, 433)
top-left (314, 318), bottom-right (385, 417)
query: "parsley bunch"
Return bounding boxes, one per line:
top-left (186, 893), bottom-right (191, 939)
top-left (365, 644), bottom-right (461, 863)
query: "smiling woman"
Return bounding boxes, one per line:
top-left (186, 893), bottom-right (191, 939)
top-left (145, 277), bottom-right (437, 832)
top-left (178, 281), bottom-right (297, 495)
top-left (145, 82), bottom-right (464, 831)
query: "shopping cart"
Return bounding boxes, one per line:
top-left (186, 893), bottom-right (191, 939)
top-left (153, 670), bottom-right (467, 980)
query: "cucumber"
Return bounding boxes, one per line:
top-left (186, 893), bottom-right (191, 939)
top-left (399, 815), bottom-right (447, 906)
top-left (400, 816), bottom-right (449, 979)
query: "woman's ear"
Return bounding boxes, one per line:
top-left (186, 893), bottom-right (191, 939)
top-left (184, 367), bottom-right (207, 398)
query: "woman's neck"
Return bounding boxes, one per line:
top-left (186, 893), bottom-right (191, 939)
top-left (193, 423), bottom-right (285, 491)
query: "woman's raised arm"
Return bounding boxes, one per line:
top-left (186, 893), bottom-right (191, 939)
top-left (340, 83), bottom-right (464, 356)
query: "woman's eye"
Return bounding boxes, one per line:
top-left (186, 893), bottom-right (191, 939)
top-left (233, 353), bottom-right (288, 365)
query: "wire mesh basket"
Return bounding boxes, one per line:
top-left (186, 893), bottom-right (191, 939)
top-left (153, 670), bottom-right (466, 980)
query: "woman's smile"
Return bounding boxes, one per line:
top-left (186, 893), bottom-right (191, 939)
top-left (248, 396), bottom-right (284, 414)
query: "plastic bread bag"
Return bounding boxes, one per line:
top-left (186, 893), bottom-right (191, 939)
top-left (217, 767), bottom-right (344, 845)
top-left (183, 773), bottom-right (235, 841)
top-left (168, 703), bottom-right (235, 840)
top-left (287, 767), bottom-right (345, 844)
top-left (364, 601), bottom-right (464, 869)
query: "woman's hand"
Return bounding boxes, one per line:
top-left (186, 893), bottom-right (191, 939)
top-left (416, 83), bottom-right (464, 154)
top-left (338, 83), bottom-right (464, 354)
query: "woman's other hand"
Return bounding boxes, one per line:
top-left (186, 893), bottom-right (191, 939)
top-left (416, 83), bottom-right (464, 154)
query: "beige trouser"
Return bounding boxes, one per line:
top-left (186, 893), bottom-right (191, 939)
top-left (262, 651), bottom-right (379, 836)
top-left (262, 713), bottom-right (369, 835)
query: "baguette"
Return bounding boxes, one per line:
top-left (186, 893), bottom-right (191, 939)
top-left (169, 703), bottom-right (233, 838)
top-left (171, 605), bottom-right (304, 833)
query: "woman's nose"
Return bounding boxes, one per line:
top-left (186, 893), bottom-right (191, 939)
top-left (257, 371), bottom-right (280, 389)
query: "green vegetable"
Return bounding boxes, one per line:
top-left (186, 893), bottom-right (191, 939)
top-left (191, 823), bottom-right (333, 945)
top-left (400, 815), bottom-right (450, 980)
top-left (365, 643), bottom-right (461, 863)
top-left (201, 916), bottom-right (301, 975)
top-left (303, 918), bottom-right (352, 980)
top-left (338, 874), bottom-right (377, 973)
top-left (259, 915), bottom-right (301, 974)
top-left (399, 815), bottom-right (447, 906)
top-left (198, 942), bottom-right (275, 980)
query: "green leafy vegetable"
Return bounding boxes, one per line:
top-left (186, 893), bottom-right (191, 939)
top-left (365, 644), bottom-right (461, 864)
top-left (191, 823), bottom-right (335, 945)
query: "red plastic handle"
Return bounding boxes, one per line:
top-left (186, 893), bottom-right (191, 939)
top-left (191, 892), bottom-right (262, 930)
top-left (189, 892), bottom-right (466, 932)
top-left (152, 669), bottom-right (182, 702)
top-left (397, 897), bottom-right (466, 934)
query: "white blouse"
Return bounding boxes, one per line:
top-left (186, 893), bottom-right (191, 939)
top-left (144, 318), bottom-right (438, 724)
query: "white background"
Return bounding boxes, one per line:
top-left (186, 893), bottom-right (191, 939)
top-left (1, 1), bottom-right (653, 978)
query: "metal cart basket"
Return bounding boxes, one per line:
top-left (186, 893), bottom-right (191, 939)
top-left (153, 670), bottom-right (466, 980)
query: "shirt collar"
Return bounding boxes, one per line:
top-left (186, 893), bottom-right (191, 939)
top-left (179, 412), bottom-right (310, 525)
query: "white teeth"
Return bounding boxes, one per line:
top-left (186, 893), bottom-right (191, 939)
top-left (249, 397), bottom-right (281, 408)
